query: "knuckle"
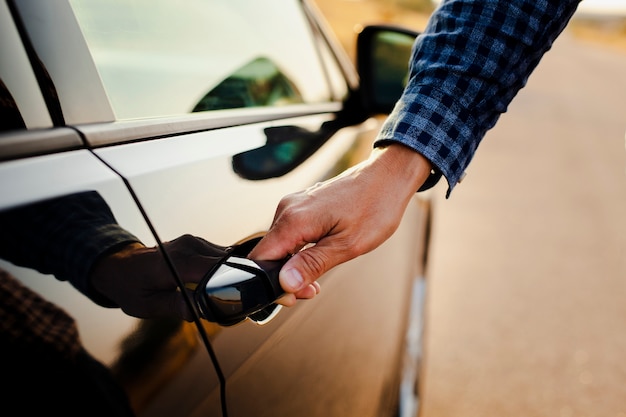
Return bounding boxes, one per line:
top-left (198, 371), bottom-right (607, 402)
top-left (296, 248), bottom-right (329, 280)
top-left (276, 192), bottom-right (300, 212)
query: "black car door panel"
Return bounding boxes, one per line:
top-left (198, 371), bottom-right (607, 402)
top-left (0, 147), bottom-right (224, 416)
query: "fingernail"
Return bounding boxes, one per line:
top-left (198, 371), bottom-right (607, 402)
top-left (282, 268), bottom-right (304, 291)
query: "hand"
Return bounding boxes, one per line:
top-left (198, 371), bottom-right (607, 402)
top-left (90, 234), bottom-right (229, 321)
top-left (249, 144), bottom-right (433, 306)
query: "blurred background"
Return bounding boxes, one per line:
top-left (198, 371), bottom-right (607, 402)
top-left (313, 1), bottom-right (626, 416)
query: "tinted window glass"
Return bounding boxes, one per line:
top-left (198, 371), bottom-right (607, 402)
top-left (0, 79), bottom-right (25, 132)
top-left (0, 1), bottom-right (52, 130)
top-left (69, 0), bottom-right (332, 120)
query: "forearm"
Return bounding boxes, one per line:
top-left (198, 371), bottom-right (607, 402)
top-left (376, 0), bottom-right (581, 196)
top-left (0, 191), bottom-right (141, 306)
top-left (371, 143), bottom-right (433, 200)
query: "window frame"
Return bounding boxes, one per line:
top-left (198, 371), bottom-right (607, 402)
top-left (9, 0), bottom-right (357, 151)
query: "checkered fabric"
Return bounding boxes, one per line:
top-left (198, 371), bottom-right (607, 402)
top-left (0, 191), bottom-right (140, 307)
top-left (375, 0), bottom-right (582, 196)
top-left (0, 269), bottom-right (82, 358)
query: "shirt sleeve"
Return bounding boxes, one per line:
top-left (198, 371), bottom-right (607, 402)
top-left (0, 191), bottom-right (141, 307)
top-left (374, 0), bottom-right (582, 197)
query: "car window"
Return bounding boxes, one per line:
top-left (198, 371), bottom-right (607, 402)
top-left (191, 57), bottom-right (303, 112)
top-left (69, 0), bottom-right (334, 120)
top-left (0, 1), bottom-right (52, 130)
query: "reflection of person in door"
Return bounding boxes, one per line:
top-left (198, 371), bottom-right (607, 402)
top-left (0, 191), bottom-right (320, 320)
top-left (0, 268), bottom-right (137, 416)
top-left (1, 191), bottom-right (225, 320)
top-left (0, 191), bottom-right (218, 416)
top-left (0, 190), bottom-right (320, 415)
top-left (0, 191), bottom-right (143, 416)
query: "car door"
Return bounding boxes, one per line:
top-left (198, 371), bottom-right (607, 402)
top-left (1, 1), bottom-right (224, 416)
top-left (69, 1), bottom-right (428, 416)
top-left (3, 0), bottom-right (430, 416)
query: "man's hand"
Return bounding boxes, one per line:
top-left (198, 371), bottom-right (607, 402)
top-left (90, 234), bottom-right (229, 321)
top-left (249, 144), bottom-right (432, 306)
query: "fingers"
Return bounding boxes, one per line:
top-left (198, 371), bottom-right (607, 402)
top-left (276, 282), bottom-right (320, 307)
top-left (276, 293), bottom-right (297, 307)
top-left (249, 227), bottom-right (330, 302)
top-left (251, 147), bottom-right (427, 304)
top-left (278, 237), bottom-right (355, 292)
top-left (249, 181), bottom-right (362, 302)
top-left (248, 215), bottom-right (306, 262)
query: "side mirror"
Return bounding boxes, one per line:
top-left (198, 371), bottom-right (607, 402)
top-left (231, 25), bottom-right (420, 182)
top-left (357, 25), bottom-right (420, 115)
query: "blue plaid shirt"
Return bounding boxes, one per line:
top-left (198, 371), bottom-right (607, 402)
top-left (375, 0), bottom-right (582, 196)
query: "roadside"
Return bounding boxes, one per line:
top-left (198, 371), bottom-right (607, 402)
top-left (312, 0), bottom-right (432, 61)
top-left (313, 0), bottom-right (626, 60)
top-left (569, 15), bottom-right (626, 54)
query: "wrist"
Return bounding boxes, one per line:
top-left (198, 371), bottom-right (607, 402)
top-left (89, 241), bottom-right (146, 305)
top-left (372, 143), bottom-right (433, 193)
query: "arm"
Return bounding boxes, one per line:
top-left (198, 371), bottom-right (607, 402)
top-left (250, 144), bottom-right (432, 306)
top-left (0, 191), bottom-right (141, 307)
top-left (378, 0), bottom-right (581, 196)
top-left (0, 192), bottom-right (220, 321)
top-left (249, 0), bottom-right (582, 303)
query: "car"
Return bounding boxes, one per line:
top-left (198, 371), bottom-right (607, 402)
top-left (0, 1), bottom-right (432, 416)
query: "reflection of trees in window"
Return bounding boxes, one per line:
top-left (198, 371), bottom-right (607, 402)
top-left (192, 57), bottom-right (304, 112)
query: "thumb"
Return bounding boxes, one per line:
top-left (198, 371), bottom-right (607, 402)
top-left (279, 242), bottom-right (343, 293)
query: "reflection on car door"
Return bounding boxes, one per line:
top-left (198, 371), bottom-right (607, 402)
top-left (89, 94), bottom-right (431, 416)
top-left (0, 145), bottom-right (224, 416)
top-left (91, 107), bottom-right (408, 416)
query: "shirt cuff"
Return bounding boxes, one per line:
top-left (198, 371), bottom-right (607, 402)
top-left (70, 224), bottom-right (141, 308)
top-left (374, 84), bottom-right (479, 197)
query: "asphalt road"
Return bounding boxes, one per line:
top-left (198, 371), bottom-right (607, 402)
top-left (312, 0), bottom-right (626, 413)
top-left (422, 30), bottom-right (626, 417)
